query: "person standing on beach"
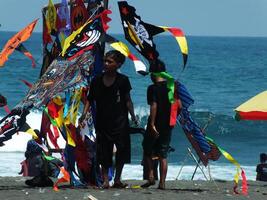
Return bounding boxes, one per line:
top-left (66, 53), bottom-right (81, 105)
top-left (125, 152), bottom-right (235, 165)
top-left (142, 59), bottom-right (181, 189)
top-left (79, 50), bottom-right (138, 189)
top-left (256, 153), bottom-right (267, 181)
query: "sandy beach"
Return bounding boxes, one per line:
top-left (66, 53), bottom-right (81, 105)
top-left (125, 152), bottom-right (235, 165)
top-left (0, 177), bottom-right (266, 200)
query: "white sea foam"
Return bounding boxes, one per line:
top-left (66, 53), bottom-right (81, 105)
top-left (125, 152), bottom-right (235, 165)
top-left (122, 164), bottom-right (257, 181)
top-left (0, 153), bottom-right (257, 181)
top-left (0, 110), bottom-right (258, 181)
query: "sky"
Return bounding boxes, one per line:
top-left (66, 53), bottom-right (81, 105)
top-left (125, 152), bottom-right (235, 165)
top-left (0, 0), bottom-right (267, 37)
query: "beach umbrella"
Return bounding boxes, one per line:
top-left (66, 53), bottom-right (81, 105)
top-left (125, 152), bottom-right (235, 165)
top-left (234, 91), bottom-right (267, 120)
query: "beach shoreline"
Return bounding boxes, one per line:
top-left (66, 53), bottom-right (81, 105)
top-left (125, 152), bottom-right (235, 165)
top-left (0, 177), bottom-right (266, 199)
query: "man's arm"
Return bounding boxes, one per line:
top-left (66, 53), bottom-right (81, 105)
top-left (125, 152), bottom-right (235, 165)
top-left (125, 93), bottom-right (138, 125)
top-left (79, 100), bottom-right (90, 124)
top-left (148, 102), bottom-right (159, 137)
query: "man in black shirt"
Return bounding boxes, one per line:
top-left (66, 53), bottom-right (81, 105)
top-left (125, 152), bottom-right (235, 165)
top-left (142, 59), bottom-right (180, 189)
top-left (256, 153), bottom-right (267, 181)
top-left (79, 50), bottom-right (138, 189)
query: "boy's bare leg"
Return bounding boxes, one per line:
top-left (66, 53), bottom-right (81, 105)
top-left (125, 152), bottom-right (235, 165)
top-left (158, 157), bottom-right (167, 189)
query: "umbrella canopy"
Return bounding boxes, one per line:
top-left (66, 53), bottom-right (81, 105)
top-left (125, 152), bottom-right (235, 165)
top-left (235, 91), bottom-right (267, 120)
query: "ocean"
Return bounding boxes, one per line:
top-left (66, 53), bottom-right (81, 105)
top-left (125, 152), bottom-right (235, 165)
top-left (1, 31), bottom-right (267, 181)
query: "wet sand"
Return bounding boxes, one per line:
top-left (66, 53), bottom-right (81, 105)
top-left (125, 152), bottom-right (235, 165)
top-left (0, 177), bottom-right (266, 200)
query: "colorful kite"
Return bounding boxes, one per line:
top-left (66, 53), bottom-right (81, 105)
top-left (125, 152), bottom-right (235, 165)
top-left (177, 82), bottom-right (247, 195)
top-left (62, 10), bottom-right (111, 60)
top-left (0, 107), bottom-right (38, 146)
top-left (0, 19), bottom-right (38, 67)
top-left (105, 34), bottom-right (147, 75)
top-left (118, 1), bottom-right (188, 69)
top-left (18, 51), bottom-right (94, 109)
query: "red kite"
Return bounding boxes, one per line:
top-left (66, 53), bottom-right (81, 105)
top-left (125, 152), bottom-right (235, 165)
top-left (0, 19), bottom-right (38, 67)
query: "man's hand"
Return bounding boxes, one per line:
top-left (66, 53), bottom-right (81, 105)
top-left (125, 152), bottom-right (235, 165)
top-left (148, 124), bottom-right (159, 138)
top-left (131, 115), bottom-right (140, 127)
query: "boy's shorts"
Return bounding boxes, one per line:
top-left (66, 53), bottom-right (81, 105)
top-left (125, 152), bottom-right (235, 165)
top-left (143, 127), bottom-right (172, 159)
top-left (97, 130), bottom-right (131, 168)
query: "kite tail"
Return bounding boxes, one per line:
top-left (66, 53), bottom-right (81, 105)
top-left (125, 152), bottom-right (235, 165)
top-left (207, 139), bottom-right (248, 196)
top-left (3, 105), bottom-right (10, 114)
top-left (241, 169), bottom-right (248, 195)
top-left (53, 167), bottom-right (70, 191)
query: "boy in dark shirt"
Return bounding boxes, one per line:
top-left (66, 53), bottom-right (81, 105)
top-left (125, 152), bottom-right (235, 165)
top-left (256, 153), bottom-right (267, 181)
top-left (142, 59), bottom-right (181, 189)
top-left (79, 50), bottom-right (138, 189)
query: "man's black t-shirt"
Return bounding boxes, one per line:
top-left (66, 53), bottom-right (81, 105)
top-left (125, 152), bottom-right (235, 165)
top-left (256, 163), bottom-right (267, 181)
top-left (147, 81), bottom-right (171, 130)
top-left (88, 73), bottom-right (131, 135)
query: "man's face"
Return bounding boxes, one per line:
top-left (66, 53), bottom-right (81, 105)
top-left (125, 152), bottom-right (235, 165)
top-left (104, 57), bottom-right (120, 72)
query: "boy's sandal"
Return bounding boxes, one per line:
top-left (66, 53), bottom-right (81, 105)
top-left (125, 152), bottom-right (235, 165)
top-left (112, 182), bottom-right (128, 188)
top-left (140, 180), bottom-right (155, 188)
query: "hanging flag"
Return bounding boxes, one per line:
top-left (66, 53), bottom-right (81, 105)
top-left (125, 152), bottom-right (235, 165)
top-left (118, 1), bottom-right (188, 69)
top-left (15, 44), bottom-right (36, 68)
top-left (57, 0), bottom-right (71, 36)
top-left (46, 0), bottom-right (57, 34)
top-left (105, 34), bottom-right (147, 75)
top-left (0, 19), bottom-right (38, 67)
top-left (70, 0), bottom-right (89, 31)
top-left (42, 12), bottom-right (53, 45)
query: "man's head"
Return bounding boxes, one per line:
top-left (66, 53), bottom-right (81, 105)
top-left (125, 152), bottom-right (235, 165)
top-left (149, 59), bottom-right (166, 82)
top-left (149, 59), bottom-right (166, 73)
top-left (104, 50), bottom-right (126, 72)
top-left (260, 153), bottom-right (267, 163)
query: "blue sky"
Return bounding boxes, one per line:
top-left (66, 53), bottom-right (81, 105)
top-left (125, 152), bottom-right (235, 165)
top-left (0, 0), bottom-right (267, 36)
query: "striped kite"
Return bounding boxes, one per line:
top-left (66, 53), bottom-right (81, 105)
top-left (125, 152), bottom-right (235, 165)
top-left (118, 1), bottom-right (188, 69)
top-left (105, 34), bottom-right (147, 75)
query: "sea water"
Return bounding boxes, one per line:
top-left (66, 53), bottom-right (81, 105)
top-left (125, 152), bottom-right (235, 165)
top-left (1, 31), bottom-right (267, 181)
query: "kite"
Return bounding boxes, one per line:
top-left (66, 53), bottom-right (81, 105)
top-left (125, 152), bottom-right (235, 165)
top-left (62, 10), bottom-right (111, 60)
top-left (16, 44), bottom-right (36, 68)
top-left (18, 51), bottom-right (94, 109)
top-left (0, 107), bottom-right (38, 146)
top-left (0, 19), bottom-right (38, 67)
top-left (118, 1), bottom-right (188, 69)
top-left (177, 81), bottom-right (247, 195)
top-left (105, 34), bottom-right (147, 75)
